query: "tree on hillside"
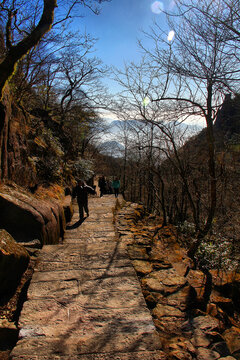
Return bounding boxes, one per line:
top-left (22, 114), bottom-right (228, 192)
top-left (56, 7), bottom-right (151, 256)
top-left (175, 0), bottom-right (240, 46)
top-left (113, 59), bottom-right (196, 221)
top-left (56, 46), bottom-right (108, 127)
top-left (139, 0), bottom-right (240, 257)
top-left (0, 0), bottom-right (110, 181)
top-left (0, 0), bottom-right (110, 99)
top-left (113, 60), bottom-right (166, 203)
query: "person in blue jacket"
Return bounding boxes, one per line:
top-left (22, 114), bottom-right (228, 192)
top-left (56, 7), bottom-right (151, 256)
top-left (112, 177), bottom-right (120, 198)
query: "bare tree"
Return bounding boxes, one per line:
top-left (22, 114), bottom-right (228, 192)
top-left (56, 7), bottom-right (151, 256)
top-left (0, 0), bottom-right (110, 99)
top-left (56, 45), bottom-right (108, 126)
top-left (0, 0), bottom-right (110, 180)
top-left (138, 0), bottom-right (240, 257)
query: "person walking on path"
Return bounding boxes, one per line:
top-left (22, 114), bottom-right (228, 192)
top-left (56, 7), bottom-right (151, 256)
top-left (98, 175), bottom-right (106, 197)
top-left (112, 177), bottom-right (120, 198)
top-left (73, 180), bottom-right (95, 219)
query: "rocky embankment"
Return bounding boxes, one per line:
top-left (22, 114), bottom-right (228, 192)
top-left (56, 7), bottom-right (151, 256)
top-left (0, 183), bottom-right (73, 359)
top-left (115, 202), bottom-right (240, 360)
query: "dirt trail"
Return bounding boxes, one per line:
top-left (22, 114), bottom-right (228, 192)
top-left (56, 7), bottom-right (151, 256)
top-left (10, 195), bottom-right (165, 359)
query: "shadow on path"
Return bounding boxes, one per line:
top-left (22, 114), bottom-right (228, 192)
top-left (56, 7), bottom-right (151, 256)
top-left (66, 217), bottom-right (86, 230)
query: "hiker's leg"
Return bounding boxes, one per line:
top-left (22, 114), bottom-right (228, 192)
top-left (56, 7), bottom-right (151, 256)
top-left (78, 203), bottom-right (84, 219)
top-left (84, 202), bottom-right (89, 217)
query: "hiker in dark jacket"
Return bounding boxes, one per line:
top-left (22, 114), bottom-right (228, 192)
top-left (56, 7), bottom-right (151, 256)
top-left (73, 180), bottom-right (95, 219)
top-left (98, 175), bottom-right (106, 197)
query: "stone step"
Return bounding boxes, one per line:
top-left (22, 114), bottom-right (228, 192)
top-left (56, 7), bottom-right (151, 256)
top-left (11, 196), bottom-right (163, 359)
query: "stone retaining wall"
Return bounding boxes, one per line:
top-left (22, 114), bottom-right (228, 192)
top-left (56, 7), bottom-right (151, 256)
top-left (115, 202), bottom-right (240, 360)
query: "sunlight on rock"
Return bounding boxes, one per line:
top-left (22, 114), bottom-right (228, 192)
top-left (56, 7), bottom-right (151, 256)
top-left (151, 1), bottom-right (164, 14)
top-left (168, 30), bottom-right (175, 42)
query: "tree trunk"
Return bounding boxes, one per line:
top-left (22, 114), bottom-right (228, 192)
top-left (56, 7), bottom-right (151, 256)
top-left (0, 102), bottom-right (6, 179)
top-left (188, 82), bottom-right (217, 260)
top-left (0, 0), bottom-right (57, 179)
top-left (0, 0), bottom-right (57, 99)
top-left (203, 83), bottom-right (217, 236)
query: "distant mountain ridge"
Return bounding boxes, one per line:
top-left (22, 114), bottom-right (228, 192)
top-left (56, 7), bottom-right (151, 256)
top-left (108, 119), bottom-right (203, 135)
top-left (98, 118), bottom-right (204, 158)
top-left (98, 140), bottom-right (124, 157)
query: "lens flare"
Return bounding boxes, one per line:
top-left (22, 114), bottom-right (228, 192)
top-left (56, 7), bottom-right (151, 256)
top-left (169, 0), bottom-right (176, 10)
top-left (168, 30), bottom-right (175, 41)
top-left (151, 1), bottom-right (164, 14)
top-left (143, 97), bottom-right (150, 107)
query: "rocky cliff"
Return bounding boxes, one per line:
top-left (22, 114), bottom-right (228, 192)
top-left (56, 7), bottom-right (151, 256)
top-left (0, 183), bottom-right (73, 302)
top-left (0, 90), bottom-right (34, 186)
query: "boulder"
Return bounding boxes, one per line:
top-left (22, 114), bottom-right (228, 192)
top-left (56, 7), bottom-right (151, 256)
top-left (196, 347), bottom-right (220, 359)
top-left (223, 327), bottom-right (240, 356)
top-left (211, 342), bottom-right (230, 357)
top-left (0, 185), bottom-right (66, 245)
top-left (186, 270), bottom-right (205, 300)
top-left (0, 229), bottom-right (29, 295)
top-left (166, 285), bottom-right (194, 311)
top-left (62, 195), bottom-right (73, 223)
top-left (168, 349), bottom-right (193, 359)
top-left (152, 303), bottom-right (183, 318)
top-left (127, 244), bottom-right (149, 260)
top-left (132, 260), bottom-right (153, 275)
top-left (192, 315), bottom-right (221, 332)
top-left (142, 268), bottom-right (187, 295)
top-left (167, 337), bottom-right (196, 355)
top-left (191, 329), bottom-right (211, 348)
top-left (0, 319), bottom-right (18, 349)
top-left (152, 304), bottom-right (185, 334)
top-left (210, 291), bottom-right (234, 316)
top-left (154, 316), bottom-right (186, 334)
top-left (211, 270), bottom-right (240, 312)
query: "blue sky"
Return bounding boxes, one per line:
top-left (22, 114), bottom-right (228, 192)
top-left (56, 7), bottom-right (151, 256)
top-left (72, 0), bottom-right (206, 127)
top-left (78, 0), bottom-right (173, 70)
top-left (73, 0), bottom-right (206, 127)
top-left (73, 0), bottom-right (198, 123)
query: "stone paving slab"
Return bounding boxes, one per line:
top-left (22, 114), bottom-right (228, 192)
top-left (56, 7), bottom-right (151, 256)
top-left (27, 280), bottom-right (79, 300)
top-left (31, 266), bottom-right (136, 282)
top-left (27, 276), bottom-right (142, 300)
top-left (11, 331), bottom-right (161, 356)
top-left (64, 232), bottom-right (117, 241)
top-left (64, 233), bottom-right (116, 242)
top-left (19, 300), bottom-right (152, 329)
top-left (36, 243), bottom-right (127, 262)
top-left (79, 276), bottom-right (142, 293)
top-left (35, 258), bottom-right (130, 271)
top-left (11, 350), bottom-right (167, 360)
top-left (18, 315), bottom-right (158, 342)
top-left (11, 195), bottom-right (163, 359)
top-left (19, 300), bottom-right (154, 327)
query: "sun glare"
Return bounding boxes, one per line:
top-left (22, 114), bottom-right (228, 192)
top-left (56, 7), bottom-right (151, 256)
top-left (143, 97), bottom-right (150, 107)
top-left (168, 30), bottom-right (175, 41)
top-left (169, 0), bottom-right (176, 10)
top-left (151, 1), bottom-right (164, 14)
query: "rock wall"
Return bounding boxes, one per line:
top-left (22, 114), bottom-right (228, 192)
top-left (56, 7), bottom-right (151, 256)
top-left (0, 184), bottom-right (73, 358)
top-left (0, 229), bottom-right (29, 296)
top-left (0, 91), bottom-right (33, 186)
top-left (0, 184), bottom-right (69, 246)
top-left (115, 202), bottom-right (240, 360)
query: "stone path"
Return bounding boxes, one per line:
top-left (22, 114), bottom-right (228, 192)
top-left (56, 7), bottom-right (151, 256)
top-left (11, 195), bottom-right (165, 359)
